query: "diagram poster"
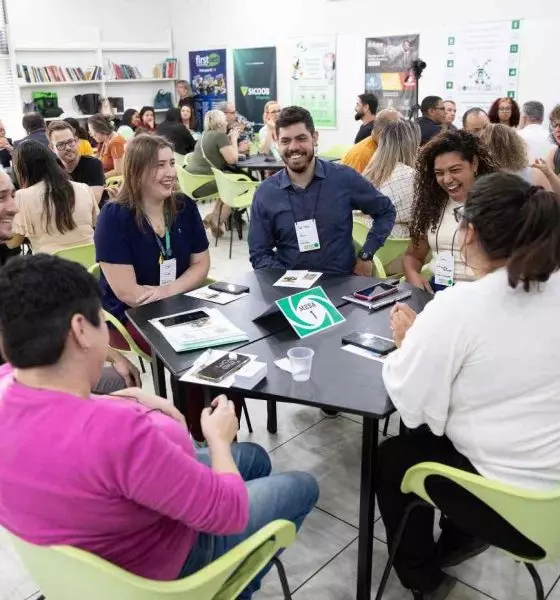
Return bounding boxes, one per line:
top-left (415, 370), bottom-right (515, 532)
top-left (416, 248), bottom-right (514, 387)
top-left (188, 49), bottom-right (227, 128)
top-left (289, 36), bottom-right (336, 128)
top-left (444, 19), bottom-right (522, 118)
top-left (233, 47), bottom-right (277, 126)
top-left (365, 34), bottom-right (419, 118)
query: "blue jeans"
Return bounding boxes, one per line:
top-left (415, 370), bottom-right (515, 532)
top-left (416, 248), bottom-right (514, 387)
top-left (179, 442), bottom-right (319, 599)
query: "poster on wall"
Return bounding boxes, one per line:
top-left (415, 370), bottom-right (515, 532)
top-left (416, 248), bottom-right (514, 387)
top-left (188, 49), bottom-right (227, 129)
top-left (443, 20), bottom-right (522, 119)
top-left (289, 36), bottom-right (336, 128)
top-left (365, 34), bottom-right (419, 118)
top-left (233, 47), bottom-right (277, 126)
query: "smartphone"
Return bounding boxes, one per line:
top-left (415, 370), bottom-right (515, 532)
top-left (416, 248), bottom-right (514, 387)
top-left (197, 353), bottom-right (251, 383)
top-left (159, 310), bottom-right (209, 328)
top-left (354, 282), bottom-right (399, 302)
top-left (208, 282), bottom-right (250, 295)
top-left (342, 332), bottom-right (397, 356)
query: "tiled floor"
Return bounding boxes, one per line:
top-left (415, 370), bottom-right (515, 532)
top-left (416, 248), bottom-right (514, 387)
top-left (2, 206), bottom-right (560, 600)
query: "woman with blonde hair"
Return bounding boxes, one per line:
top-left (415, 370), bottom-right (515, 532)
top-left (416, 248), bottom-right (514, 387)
top-left (479, 123), bottom-right (551, 189)
top-left (186, 109), bottom-right (247, 238)
top-left (362, 120), bottom-right (420, 239)
top-left (258, 100), bottom-right (281, 156)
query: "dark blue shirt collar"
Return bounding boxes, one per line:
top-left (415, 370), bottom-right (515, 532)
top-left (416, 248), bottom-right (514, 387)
top-left (278, 158), bottom-right (326, 190)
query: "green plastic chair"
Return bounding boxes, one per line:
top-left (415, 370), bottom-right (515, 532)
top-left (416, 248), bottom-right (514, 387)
top-left (6, 519), bottom-right (297, 600)
top-left (320, 144), bottom-right (351, 161)
top-left (53, 243), bottom-right (96, 269)
top-left (211, 168), bottom-right (260, 259)
top-left (176, 165), bottom-right (219, 204)
top-left (88, 263), bottom-right (151, 367)
top-left (375, 462), bottom-right (560, 600)
top-left (351, 221), bottom-right (388, 278)
top-left (174, 152), bottom-right (187, 167)
top-left (105, 175), bottom-right (123, 188)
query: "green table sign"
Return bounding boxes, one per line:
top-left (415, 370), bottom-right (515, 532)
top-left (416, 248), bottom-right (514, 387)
top-left (275, 286), bottom-right (345, 339)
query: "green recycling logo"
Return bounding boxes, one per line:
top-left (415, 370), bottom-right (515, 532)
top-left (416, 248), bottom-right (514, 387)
top-left (275, 286), bottom-right (345, 339)
top-left (241, 86), bottom-right (249, 96)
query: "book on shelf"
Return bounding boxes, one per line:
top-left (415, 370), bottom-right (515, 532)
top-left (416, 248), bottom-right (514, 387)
top-left (17, 64), bottom-right (102, 83)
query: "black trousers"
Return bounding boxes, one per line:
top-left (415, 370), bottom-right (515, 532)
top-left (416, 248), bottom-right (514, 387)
top-left (376, 430), bottom-right (479, 592)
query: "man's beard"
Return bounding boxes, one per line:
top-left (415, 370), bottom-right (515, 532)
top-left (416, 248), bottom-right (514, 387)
top-left (282, 149), bottom-right (314, 173)
top-left (354, 110), bottom-right (364, 121)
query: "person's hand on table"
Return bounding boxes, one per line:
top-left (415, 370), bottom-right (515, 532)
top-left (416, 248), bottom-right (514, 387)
top-left (390, 302), bottom-right (417, 348)
top-left (110, 387), bottom-right (186, 427)
top-left (111, 353), bottom-right (142, 387)
top-left (137, 285), bottom-right (171, 305)
top-left (408, 272), bottom-right (433, 295)
top-left (353, 258), bottom-right (373, 277)
top-left (201, 395), bottom-right (238, 446)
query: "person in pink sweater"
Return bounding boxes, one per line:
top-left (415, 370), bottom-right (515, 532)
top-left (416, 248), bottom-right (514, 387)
top-left (0, 254), bottom-right (319, 599)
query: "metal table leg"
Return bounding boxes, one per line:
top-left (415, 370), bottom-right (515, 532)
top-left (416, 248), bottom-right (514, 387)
top-left (266, 399), bottom-right (278, 433)
top-left (150, 351), bottom-right (167, 399)
top-left (357, 416), bottom-right (379, 600)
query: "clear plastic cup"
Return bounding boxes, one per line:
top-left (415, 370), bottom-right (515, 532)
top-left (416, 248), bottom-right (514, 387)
top-left (287, 347), bottom-right (315, 382)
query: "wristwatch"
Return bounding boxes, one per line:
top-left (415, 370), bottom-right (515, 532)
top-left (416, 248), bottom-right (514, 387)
top-left (357, 250), bottom-right (374, 261)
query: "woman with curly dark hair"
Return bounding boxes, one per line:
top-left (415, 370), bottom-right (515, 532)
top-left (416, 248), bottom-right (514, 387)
top-left (404, 130), bottom-right (497, 292)
top-left (488, 97), bottom-right (520, 128)
top-left (545, 104), bottom-right (560, 175)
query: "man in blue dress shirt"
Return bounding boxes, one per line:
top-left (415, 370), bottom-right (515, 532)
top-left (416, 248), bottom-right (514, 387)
top-left (248, 106), bottom-right (396, 277)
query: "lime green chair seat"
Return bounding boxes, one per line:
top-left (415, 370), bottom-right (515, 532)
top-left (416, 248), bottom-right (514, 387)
top-left (321, 144), bottom-right (351, 161)
top-left (211, 168), bottom-right (260, 259)
top-left (7, 520), bottom-right (297, 600)
top-left (351, 222), bottom-right (388, 279)
top-left (174, 152), bottom-right (186, 167)
top-left (375, 462), bottom-right (560, 600)
top-left (88, 263), bottom-right (151, 364)
top-left (53, 243), bottom-right (96, 269)
top-left (105, 175), bottom-right (123, 188)
top-left (176, 164), bottom-right (219, 204)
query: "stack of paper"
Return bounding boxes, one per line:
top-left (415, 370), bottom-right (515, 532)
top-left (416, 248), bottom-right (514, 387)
top-left (185, 285), bottom-right (248, 305)
top-left (150, 308), bottom-right (248, 353)
top-left (273, 270), bottom-right (322, 289)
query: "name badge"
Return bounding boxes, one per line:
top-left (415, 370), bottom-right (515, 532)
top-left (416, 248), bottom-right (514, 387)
top-left (434, 251), bottom-right (455, 287)
top-left (159, 258), bottom-right (177, 286)
top-left (295, 219), bottom-right (320, 253)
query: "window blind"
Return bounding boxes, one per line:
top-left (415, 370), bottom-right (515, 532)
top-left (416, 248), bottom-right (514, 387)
top-left (0, 0), bottom-right (21, 137)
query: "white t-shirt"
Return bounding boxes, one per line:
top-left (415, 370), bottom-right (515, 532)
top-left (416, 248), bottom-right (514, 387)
top-left (517, 124), bottom-right (556, 164)
top-left (427, 199), bottom-right (474, 282)
top-left (383, 268), bottom-right (560, 490)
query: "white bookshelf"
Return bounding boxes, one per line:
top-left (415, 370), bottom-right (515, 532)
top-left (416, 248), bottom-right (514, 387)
top-left (12, 28), bottom-right (177, 121)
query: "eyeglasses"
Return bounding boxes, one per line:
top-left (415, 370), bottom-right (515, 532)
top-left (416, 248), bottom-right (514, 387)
top-left (453, 205), bottom-right (467, 223)
top-left (54, 138), bottom-right (77, 151)
top-left (498, 107), bottom-right (512, 113)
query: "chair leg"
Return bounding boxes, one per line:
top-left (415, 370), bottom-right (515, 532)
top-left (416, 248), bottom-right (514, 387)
top-left (138, 356), bottom-right (146, 374)
top-left (242, 399), bottom-right (253, 433)
top-left (271, 556), bottom-right (293, 600)
top-left (524, 563), bottom-right (544, 600)
top-left (214, 202), bottom-right (223, 248)
top-left (375, 499), bottom-right (425, 600)
top-left (229, 214), bottom-right (234, 259)
top-left (382, 415), bottom-right (390, 437)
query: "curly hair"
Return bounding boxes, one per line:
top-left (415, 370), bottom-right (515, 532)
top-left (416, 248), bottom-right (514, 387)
top-left (478, 123), bottom-right (528, 171)
top-left (549, 104), bottom-right (560, 145)
top-left (410, 130), bottom-right (498, 244)
top-left (488, 97), bottom-right (520, 127)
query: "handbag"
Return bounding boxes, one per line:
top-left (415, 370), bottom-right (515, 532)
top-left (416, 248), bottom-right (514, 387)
top-left (73, 93), bottom-right (101, 115)
top-left (154, 89), bottom-right (172, 110)
top-left (108, 96), bottom-right (124, 113)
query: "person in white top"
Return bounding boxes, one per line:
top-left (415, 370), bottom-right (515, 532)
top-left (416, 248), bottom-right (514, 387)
top-left (377, 172), bottom-right (560, 599)
top-left (363, 119), bottom-right (420, 239)
top-left (518, 101), bottom-right (556, 164)
top-left (6, 140), bottom-right (98, 255)
top-left (403, 130), bottom-right (497, 293)
top-left (258, 101), bottom-right (281, 156)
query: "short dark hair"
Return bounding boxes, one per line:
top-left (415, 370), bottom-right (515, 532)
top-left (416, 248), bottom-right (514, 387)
top-left (420, 96), bottom-right (443, 115)
top-left (488, 97), bottom-right (520, 127)
top-left (0, 255), bottom-right (102, 368)
top-left (462, 107), bottom-right (487, 128)
top-left (47, 120), bottom-right (74, 139)
top-left (464, 173), bottom-right (560, 292)
top-left (358, 93), bottom-right (379, 116)
top-left (164, 107), bottom-right (182, 123)
top-left (276, 106), bottom-right (315, 136)
top-left (22, 112), bottom-right (46, 134)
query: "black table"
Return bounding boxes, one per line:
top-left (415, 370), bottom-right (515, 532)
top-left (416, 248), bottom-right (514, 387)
top-left (237, 154), bottom-right (341, 172)
top-left (127, 271), bottom-right (429, 600)
top-left (126, 270), bottom-right (376, 396)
